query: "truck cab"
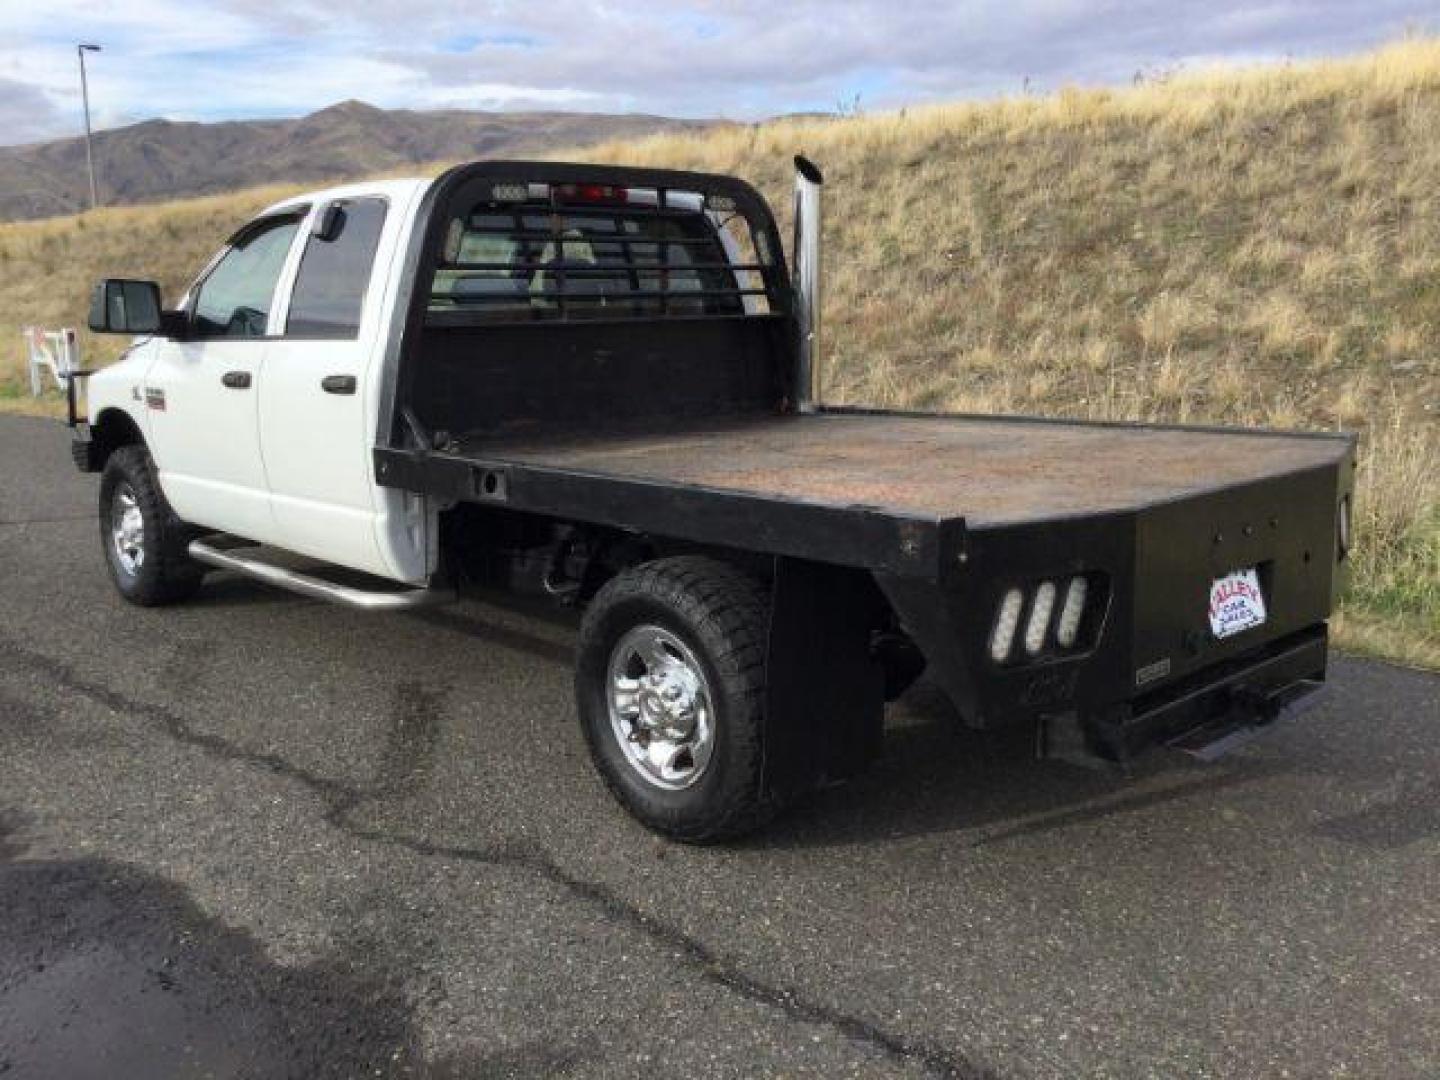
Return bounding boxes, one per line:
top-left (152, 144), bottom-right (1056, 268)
top-left (74, 159), bottom-right (1356, 840)
top-left (84, 178), bottom-right (434, 582)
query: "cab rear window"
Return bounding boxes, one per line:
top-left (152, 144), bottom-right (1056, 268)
top-left (428, 191), bottom-right (772, 322)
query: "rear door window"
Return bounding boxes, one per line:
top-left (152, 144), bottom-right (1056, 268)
top-left (286, 198), bottom-right (388, 339)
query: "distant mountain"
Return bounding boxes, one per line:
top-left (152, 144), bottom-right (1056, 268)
top-left (0, 102), bottom-right (729, 220)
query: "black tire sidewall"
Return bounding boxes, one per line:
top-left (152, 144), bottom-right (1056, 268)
top-left (100, 452), bottom-right (152, 601)
top-left (98, 447), bottom-right (200, 605)
top-left (577, 591), bottom-right (760, 837)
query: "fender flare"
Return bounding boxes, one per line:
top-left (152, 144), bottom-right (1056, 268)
top-left (84, 406), bottom-right (147, 472)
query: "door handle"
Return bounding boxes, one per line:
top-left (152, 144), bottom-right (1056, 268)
top-left (221, 371), bottom-right (252, 389)
top-left (321, 375), bottom-right (357, 395)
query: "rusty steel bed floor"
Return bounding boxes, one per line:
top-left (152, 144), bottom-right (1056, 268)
top-left (465, 411), bottom-right (1352, 526)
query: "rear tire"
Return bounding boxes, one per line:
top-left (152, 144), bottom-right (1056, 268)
top-left (576, 556), bottom-right (778, 841)
top-left (99, 445), bottom-right (205, 606)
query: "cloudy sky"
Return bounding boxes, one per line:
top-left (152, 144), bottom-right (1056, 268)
top-left (1, 0), bottom-right (1436, 146)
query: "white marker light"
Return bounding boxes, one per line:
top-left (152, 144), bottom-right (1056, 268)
top-left (1024, 580), bottom-right (1057, 656)
top-left (989, 588), bottom-right (1025, 663)
top-left (1056, 576), bottom-right (1089, 648)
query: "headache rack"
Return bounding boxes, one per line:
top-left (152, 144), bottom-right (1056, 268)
top-left (425, 175), bottom-right (786, 324)
top-left (383, 160), bottom-right (810, 449)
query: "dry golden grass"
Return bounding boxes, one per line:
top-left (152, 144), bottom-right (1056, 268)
top-left (2, 37), bottom-right (1436, 665)
top-left (0, 183), bottom-right (308, 383)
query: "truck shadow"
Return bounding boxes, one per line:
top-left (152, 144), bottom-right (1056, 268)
top-left (410, 604), bottom-right (575, 666)
top-left (397, 595), bottom-right (1285, 852)
top-left (756, 681), bottom-right (1285, 850)
top-left (184, 574), bottom-right (311, 608)
top-left (182, 583), bottom-right (1312, 855)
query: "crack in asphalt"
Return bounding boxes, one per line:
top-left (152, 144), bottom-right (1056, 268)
top-left (1, 640), bottom-right (993, 1080)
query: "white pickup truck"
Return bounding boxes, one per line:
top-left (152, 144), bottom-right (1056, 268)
top-left (74, 158), bottom-right (1355, 839)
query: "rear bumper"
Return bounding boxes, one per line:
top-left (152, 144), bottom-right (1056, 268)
top-left (1091, 624), bottom-right (1328, 760)
top-left (876, 447), bottom-right (1351, 737)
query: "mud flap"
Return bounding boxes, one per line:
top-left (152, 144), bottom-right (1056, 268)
top-left (764, 558), bottom-right (886, 798)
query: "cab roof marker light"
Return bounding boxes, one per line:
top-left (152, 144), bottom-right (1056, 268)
top-left (489, 182), bottom-right (531, 202)
top-left (1056, 576), bottom-right (1088, 649)
top-left (554, 183), bottom-right (630, 205)
top-left (990, 587), bottom-right (1024, 664)
top-left (1024, 580), bottom-right (1057, 656)
top-left (664, 189), bottom-right (704, 210)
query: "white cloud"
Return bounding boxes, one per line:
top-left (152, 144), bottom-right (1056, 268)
top-left (413, 83), bottom-right (609, 111)
top-left (0, 0), bottom-right (1437, 145)
top-left (0, 77), bottom-right (67, 146)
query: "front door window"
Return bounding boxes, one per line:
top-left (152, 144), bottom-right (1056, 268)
top-left (191, 215), bottom-right (301, 338)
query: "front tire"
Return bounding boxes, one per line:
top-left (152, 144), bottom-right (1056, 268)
top-left (99, 445), bottom-right (205, 606)
top-left (576, 556), bottom-right (777, 841)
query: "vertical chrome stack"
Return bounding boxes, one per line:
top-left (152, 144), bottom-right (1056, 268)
top-left (792, 155), bottom-right (824, 412)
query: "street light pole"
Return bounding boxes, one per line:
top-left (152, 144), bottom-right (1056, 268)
top-left (77, 43), bottom-right (102, 210)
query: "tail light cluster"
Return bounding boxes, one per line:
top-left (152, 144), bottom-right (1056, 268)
top-left (988, 574), bottom-right (1106, 664)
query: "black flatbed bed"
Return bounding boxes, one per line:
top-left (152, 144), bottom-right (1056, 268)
top-left (466, 409), bottom-right (1351, 525)
top-left (376, 408), bottom-right (1353, 579)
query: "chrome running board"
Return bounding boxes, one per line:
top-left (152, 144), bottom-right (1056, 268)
top-left (188, 539), bottom-right (447, 611)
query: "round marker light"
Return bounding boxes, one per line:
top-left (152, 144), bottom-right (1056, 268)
top-left (1024, 580), bottom-right (1057, 656)
top-left (989, 588), bottom-right (1024, 663)
top-left (1056, 576), bottom-right (1088, 648)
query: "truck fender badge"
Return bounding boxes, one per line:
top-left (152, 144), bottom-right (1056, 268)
top-left (1135, 657), bottom-right (1171, 687)
top-left (144, 388), bottom-right (166, 411)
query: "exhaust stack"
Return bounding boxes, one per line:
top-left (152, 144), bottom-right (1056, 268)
top-left (792, 155), bottom-right (824, 412)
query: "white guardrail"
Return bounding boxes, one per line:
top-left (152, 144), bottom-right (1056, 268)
top-left (24, 327), bottom-right (81, 396)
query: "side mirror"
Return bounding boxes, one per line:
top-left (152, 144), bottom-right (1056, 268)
top-left (88, 278), bottom-right (163, 335)
top-left (313, 202), bottom-right (346, 242)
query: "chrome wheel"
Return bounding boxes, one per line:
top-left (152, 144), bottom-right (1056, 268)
top-left (606, 624), bottom-right (715, 790)
top-left (110, 482), bottom-right (145, 577)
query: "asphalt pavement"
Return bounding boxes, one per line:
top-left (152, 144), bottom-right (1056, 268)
top-left (1, 413), bottom-right (1437, 1078)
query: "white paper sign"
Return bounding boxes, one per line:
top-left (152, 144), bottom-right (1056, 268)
top-left (1208, 567), bottom-right (1267, 639)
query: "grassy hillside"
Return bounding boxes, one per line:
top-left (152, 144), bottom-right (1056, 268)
top-left (2, 39), bottom-right (1436, 665)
